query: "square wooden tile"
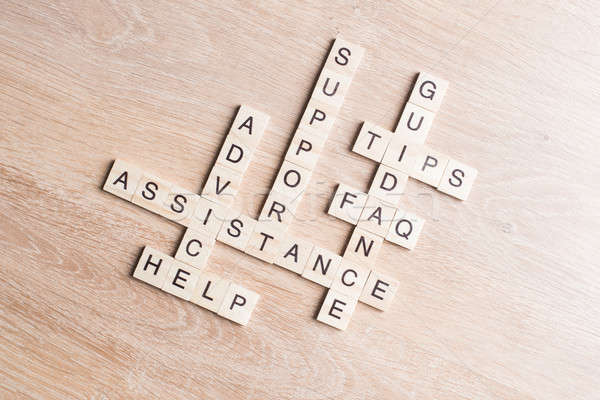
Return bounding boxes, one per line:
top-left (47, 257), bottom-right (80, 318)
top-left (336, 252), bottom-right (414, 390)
top-left (437, 158), bottom-right (478, 201)
top-left (201, 163), bottom-right (243, 206)
top-left (161, 260), bottom-right (203, 301)
top-left (301, 246), bottom-right (342, 287)
top-left (331, 259), bottom-right (371, 298)
top-left (272, 160), bottom-right (312, 200)
top-left (385, 208), bottom-right (425, 250)
top-left (381, 136), bottom-right (423, 176)
top-left (190, 273), bottom-right (231, 313)
top-left (216, 209), bottom-right (257, 252)
top-left (411, 146), bottom-right (450, 188)
top-left (258, 189), bottom-right (301, 227)
top-left (284, 129), bottom-right (326, 171)
top-left (215, 134), bottom-right (253, 174)
top-left (368, 164), bottom-right (408, 206)
top-left (133, 246), bottom-right (173, 289)
top-left (359, 270), bottom-right (400, 311)
top-left (323, 36), bottom-right (365, 77)
top-left (218, 283), bottom-right (260, 326)
top-left (395, 102), bottom-right (435, 144)
top-left (408, 71), bottom-right (449, 112)
top-left (174, 227), bottom-right (215, 269)
top-left (352, 121), bottom-right (394, 162)
top-left (188, 196), bottom-right (229, 239)
top-left (132, 173), bottom-right (173, 216)
top-left (162, 186), bottom-right (200, 226)
top-left (274, 235), bottom-right (314, 274)
top-left (245, 220), bottom-right (285, 264)
top-left (311, 68), bottom-right (353, 108)
top-left (316, 289), bottom-right (357, 331)
top-left (327, 183), bottom-right (368, 225)
top-left (357, 195), bottom-right (396, 237)
top-left (229, 105), bottom-right (270, 149)
top-left (343, 226), bottom-right (383, 267)
top-left (297, 98), bottom-right (337, 138)
top-left (103, 159), bottom-right (144, 202)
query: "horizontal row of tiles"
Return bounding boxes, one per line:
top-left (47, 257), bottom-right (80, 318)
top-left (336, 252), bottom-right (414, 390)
top-left (133, 246), bottom-right (259, 326)
top-left (353, 122), bottom-right (478, 201)
top-left (328, 182), bottom-right (425, 250)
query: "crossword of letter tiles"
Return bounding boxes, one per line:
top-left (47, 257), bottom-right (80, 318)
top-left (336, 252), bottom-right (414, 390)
top-left (103, 38), bottom-right (477, 330)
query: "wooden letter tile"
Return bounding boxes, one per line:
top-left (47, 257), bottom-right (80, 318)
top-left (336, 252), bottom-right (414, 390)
top-left (352, 122), bottom-right (393, 162)
top-left (245, 220), bottom-right (285, 264)
top-left (229, 105), bottom-right (270, 149)
top-left (331, 259), bottom-right (370, 298)
top-left (359, 270), bottom-right (400, 311)
top-left (188, 196), bottom-right (229, 239)
top-left (297, 98), bottom-right (337, 138)
top-left (132, 173), bottom-right (172, 216)
top-left (216, 209), bottom-right (257, 252)
top-left (357, 195), bottom-right (397, 237)
top-left (190, 273), bottom-right (231, 313)
top-left (215, 135), bottom-right (253, 174)
top-left (284, 129), bottom-right (326, 171)
top-left (385, 208), bottom-right (425, 250)
top-left (316, 289), bottom-right (357, 331)
top-left (274, 235), bottom-right (314, 274)
top-left (162, 186), bottom-right (200, 226)
top-left (437, 158), bottom-right (478, 201)
top-left (395, 102), bottom-right (435, 144)
top-left (410, 146), bottom-right (450, 188)
top-left (381, 136), bottom-right (423, 176)
top-left (327, 183), bottom-right (368, 225)
top-left (368, 164), bottom-right (408, 206)
top-left (259, 190), bottom-right (300, 227)
top-left (408, 72), bottom-right (449, 112)
top-left (272, 160), bottom-right (312, 200)
top-left (323, 36), bottom-right (365, 77)
top-left (218, 283), bottom-right (260, 326)
top-left (103, 159), bottom-right (144, 202)
top-left (133, 246), bottom-right (173, 289)
top-left (311, 68), bottom-right (353, 108)
top-left (161, 260), bottom-right (203, 301)
top-left (343, 226), bottom-right (383, 267)
top-left (174, 227), bottom-right (215, 270)
top-left (201, 163), bottom-right (243, 206)
top-left (301, 246), bottom-right (342, 287)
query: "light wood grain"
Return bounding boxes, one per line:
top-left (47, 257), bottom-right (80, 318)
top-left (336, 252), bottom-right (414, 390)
top-left (1, 1), bottom-right (600, 399)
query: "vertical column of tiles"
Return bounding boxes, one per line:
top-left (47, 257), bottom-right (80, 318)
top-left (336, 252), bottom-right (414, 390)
top-left (395, 72), bottom-right (449, 144)
top-left (260, 36), bottom-right (365, 234)
top-left (202, 106), bottom-right (270, 206)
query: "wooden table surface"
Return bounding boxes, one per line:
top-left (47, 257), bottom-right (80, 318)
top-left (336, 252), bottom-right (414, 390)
top-left (2, 1), bottom-right (599, 399)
